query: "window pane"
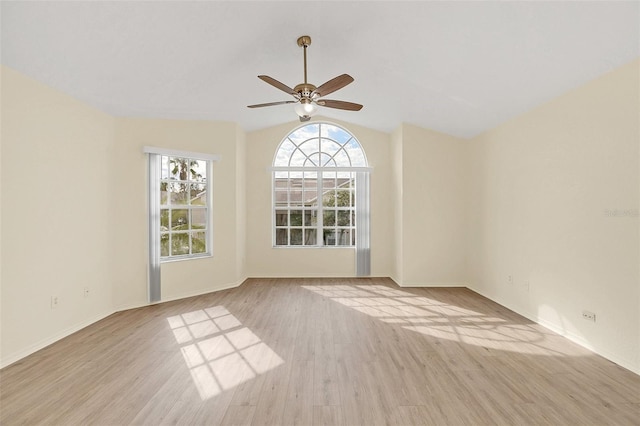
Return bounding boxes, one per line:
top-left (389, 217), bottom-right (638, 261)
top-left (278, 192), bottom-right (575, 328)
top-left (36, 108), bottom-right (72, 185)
top-left (160, 209), bottom-right (169, 230)
top-left (303, 189), bottom-right (317, 206)
top-left (290, 210), bottom-right (302, 226)
top-left (275, 210), bottom-right (288, 226)
top-left (336, 190), bottom-right (351, 207)
top-left (275, 229), bottom-right (288, 245)
top-left (171, 233), bottom-right (190, 255)
top-left (274, 178), bottom-right (288, 189)
top-left (160, 182), bottom-right (168, 205)
top-left (303, 210), bottom-right (316, 226)
top-left (324, 210), bottom-right (335, 226)
top-left (161, 156), bottom-right (171, 179)
top-left (170, 158), bottom-right (189, 180)
top-left (337, 210), bottom-right (351, 226)
top-left (274, 190), bottom-right (288, 207)
top-left (190, 160), bottom-right (207, 181)
top-left (192, 232), bottom-right (206, 254)
top-left (289, 189), bottom-right (303, 207)
top-left (171, 209), bottom-right (189, 230)
top-left (169, 182), bottom-right (189, 205)
top-left (323, 229), bottom-right (336, 246)
top-left (290, 229), bottom-right (303, 245)
top-left (305, 229), bottom-right (317, 245)
top-left (323, 191), bottom-right (336, 207)
top-left (161, 233), bottom-right (170, 257)
top-left (337, 229), bottom-right (351, 246)
top-left (190, 183), bottom-right (206, 205)
top-left (191, 209), bottom-right (206, 229)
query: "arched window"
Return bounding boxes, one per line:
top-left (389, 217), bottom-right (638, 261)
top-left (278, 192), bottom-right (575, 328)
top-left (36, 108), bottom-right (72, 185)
top-left (273, 122), bottom-right (368, 248)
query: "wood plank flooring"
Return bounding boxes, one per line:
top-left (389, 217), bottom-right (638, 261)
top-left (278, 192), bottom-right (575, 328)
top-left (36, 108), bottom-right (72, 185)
top-left (1, 277), bottom-right (639, 425)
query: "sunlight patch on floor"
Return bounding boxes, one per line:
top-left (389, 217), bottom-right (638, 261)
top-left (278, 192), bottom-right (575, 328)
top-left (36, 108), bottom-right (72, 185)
top-left (303, 285), bottom-right (586, 357)
top-left (167, 306), bottom-right (284, 400)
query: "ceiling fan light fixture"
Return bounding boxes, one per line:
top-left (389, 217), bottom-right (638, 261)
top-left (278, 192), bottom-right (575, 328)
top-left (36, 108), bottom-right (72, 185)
top-left (294, 99), bottom-right (317, 118)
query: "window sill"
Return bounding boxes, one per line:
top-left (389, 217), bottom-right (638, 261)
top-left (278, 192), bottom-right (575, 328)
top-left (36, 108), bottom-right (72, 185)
top-left (160, 253), bottom-right (213, 264)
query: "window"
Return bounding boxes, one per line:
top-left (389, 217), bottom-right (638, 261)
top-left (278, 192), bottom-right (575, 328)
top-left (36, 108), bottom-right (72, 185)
top-left (273, 122), bottom-right (368, 247)
top-left (159, 155), bottom-right (211, 260)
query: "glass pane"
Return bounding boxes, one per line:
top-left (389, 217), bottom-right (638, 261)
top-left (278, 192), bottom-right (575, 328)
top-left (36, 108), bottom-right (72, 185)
top-left (170, 158), bottom-right (190, 180)
top-left (333, 149), bottom-right (350, 167)
top-left (323, 173), bottom-right (337, 188)
top-left (303, 189), bottom-right (317, 205)
top-left (275, 210), bottom-right (288, 226)
top-left (305, 229), bottom-right (317, 245)
top-left (171, 233), bottom-right (190, 255)
top-left (191, 209), bottom-right (206, 230)
top-left (345, 138), bottom-right (367, 166)
top-left (275, 190), bottom-right (288, 206)
top-left (337, 229), bottom-right (351, 246)
top-left (288, 124), bottom-right (319, 145)
top-left (275, 229), bottom-right (288, 245)
top-left (161, 156), bottom-right (171, 179)
top-left (190, 160), bottom-right (207, 181)
top-left (171, 209), bottom-right (189, 230)
top-left (352, 230), bottom-right (356, 246)
top-left (323, 229), bottom-right (336, 246)
top-left (336, 190), bottom-right (351, 207)
top-left (160, 182), bottom-right (168, 205)
top-left (299, 139), bottom-right (320, 165)
top-left (190, 183), bottom-right (206, 205)
top-left (323, 191), bottom-right (336, 207)
top-left (323, 210), bottom-right (335, 226)
top-left (289, 189), bottom-right (303, 207)
top-left (274, 178), bottom-right (288, 189)
top-left (160, 209), bottom-right (169, 230)
top-left (352, 211), bottom-right (356, 226)
top-left (290, 229), bottom-right (303, 245)
top-left (290, 210), bottom-right (302, 226)
top-left (321, 152), bottom-right (336, 167)
top-left (161, 233), bottom-right (169, 257)
top-left (303, 210), bottom-right (317, 226)
top-left (289, 150), bottom-right (307, 167)
top-left (169, 182), bottom-right (189, 205)
top-left (274, 140), bottom-right (296, 167)
top-left (321, 124), bottom-right (352, 144)
top-left (192, 232), bottom-right (206, 254)
top-left (337, 210), bottom-right (351, 226)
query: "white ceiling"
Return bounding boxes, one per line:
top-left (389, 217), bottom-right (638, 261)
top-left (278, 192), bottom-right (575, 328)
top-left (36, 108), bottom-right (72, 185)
top-left (2, 1), bottom-right (638, 139)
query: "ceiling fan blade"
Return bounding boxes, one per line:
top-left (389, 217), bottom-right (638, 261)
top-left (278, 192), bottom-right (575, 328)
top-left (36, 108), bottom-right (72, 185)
top-left (247, 100), bottom-right (297, 108)
top-left (258, 75), bottom-right (297, 95)
top-left (312, 74), bottom-right (354, 97)
top-left (316, 99), bottom-right (363, 111)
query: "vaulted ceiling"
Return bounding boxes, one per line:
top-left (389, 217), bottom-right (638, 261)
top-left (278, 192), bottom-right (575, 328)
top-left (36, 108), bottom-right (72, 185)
top-left (2, 1), bottom-right (638, 138)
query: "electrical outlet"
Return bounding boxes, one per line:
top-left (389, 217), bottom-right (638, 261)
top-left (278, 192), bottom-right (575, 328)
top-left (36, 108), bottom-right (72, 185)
top-left (51, 296), bottom-right (59, 309)
top-left (83, 287), bottom-right (90, 298)
top-left (582, 310), bottom-right (596, 322)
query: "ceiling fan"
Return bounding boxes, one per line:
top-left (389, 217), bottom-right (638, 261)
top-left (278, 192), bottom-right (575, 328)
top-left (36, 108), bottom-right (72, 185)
top-left (247, 35), bottom-right (363, 122)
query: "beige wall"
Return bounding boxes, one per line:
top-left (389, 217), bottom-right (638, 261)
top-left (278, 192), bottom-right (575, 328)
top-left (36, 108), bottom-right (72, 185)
top-left (245, 118), bottom-right (393, 278)
top-left (467, 59), bottom-right (640, 373)
top-left (113, 118), bottom-right (246, 307)
top-left (390, 125), bottom-right (404, 284)
top-left (392, 123), bottom-right (468, 287)
top-left (2, 60), bottom-right (638, 374)
top-left (1, 66), bottom-right (115, 366)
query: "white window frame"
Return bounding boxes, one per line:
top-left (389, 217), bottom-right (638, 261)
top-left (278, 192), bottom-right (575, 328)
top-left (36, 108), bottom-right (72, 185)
top-left (271, 123), bottom-right (370, 249)
top-left (144, 146), bottom-right (219, 302)
top-left (159, 155), bottom-right (213, 261)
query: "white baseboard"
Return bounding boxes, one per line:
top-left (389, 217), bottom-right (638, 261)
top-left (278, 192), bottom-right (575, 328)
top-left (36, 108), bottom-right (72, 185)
top-left (467, 285), bottom-right (639, 376)
top-left (0, 310), bottom-right (114, 369)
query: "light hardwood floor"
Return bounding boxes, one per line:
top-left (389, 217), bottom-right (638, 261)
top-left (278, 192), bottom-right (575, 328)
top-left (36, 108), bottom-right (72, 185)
top-left (1, 278), bottom-right (639, 425)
